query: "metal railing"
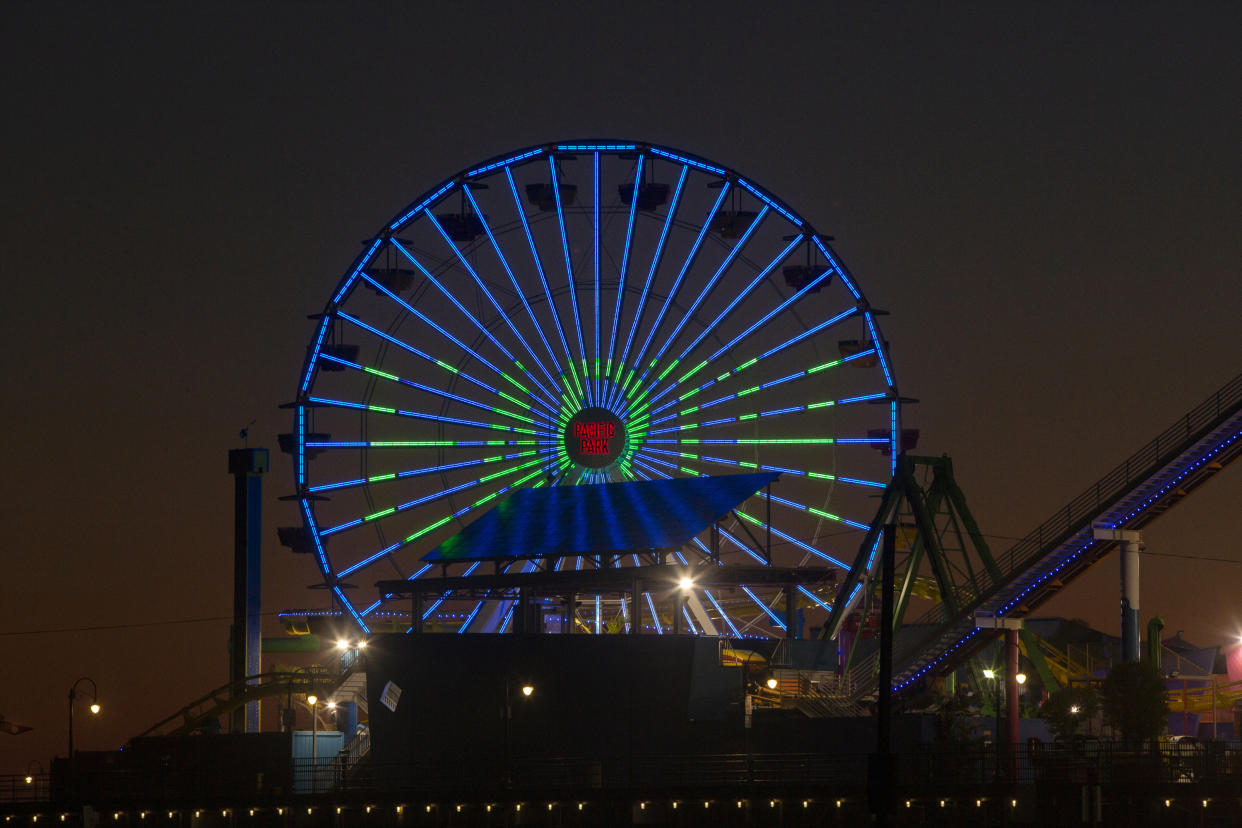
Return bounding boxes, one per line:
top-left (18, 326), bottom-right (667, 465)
top-left (0, 773), bottom-right (48, 803)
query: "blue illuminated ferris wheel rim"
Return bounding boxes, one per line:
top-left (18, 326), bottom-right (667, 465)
top-left (293, 140), bottom-right (902, 636)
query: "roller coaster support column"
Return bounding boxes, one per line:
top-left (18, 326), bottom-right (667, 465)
top-left (1093, 528), bottom-right (1143, 663)
top-left (869, 524), bottom-right (896, 826)
top-left (229, 447), bottom-right (267, 734)
top-left (1005, 628), bottom-right (1020, 780)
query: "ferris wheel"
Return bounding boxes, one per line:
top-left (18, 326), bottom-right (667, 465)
top-left (288, 141), bottom-right (902, 638)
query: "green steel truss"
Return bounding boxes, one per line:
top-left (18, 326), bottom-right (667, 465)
top-left (821, 455), bottom-right (999, 674)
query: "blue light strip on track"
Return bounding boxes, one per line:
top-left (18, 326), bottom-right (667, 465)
top-left (332, 237), bottom-right (384, 306)
top-left (1102, 430), bottom-right (1242, 528)
top-left (556, 143), bottom-right (636, 151)
top-left (736, 178), bottom-right (803, 227)
top-left (390, 181), bottom-right (456, 231)
top-left (811, 236), bottom-right (862, 301)
top-left (466, 148), bottom-right (543, 178)
top-left (649, 147), bottom-right (725, 175)
top-left (301, 315), bottom-right (332, 393)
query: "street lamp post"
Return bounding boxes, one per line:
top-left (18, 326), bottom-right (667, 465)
top-left (306, 694), bottom-right (318, 794)
top-left (983, 669), bottom-right (1002, 778)
top-left (68, 677), bottom-right (100, 759)
top-left (502, 680), bottom-right (534, 787)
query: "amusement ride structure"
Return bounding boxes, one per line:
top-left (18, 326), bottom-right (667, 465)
top-left (276, 139), bottom-right (1242, 707)
top-left (282, 140), bottom-right (905, 647)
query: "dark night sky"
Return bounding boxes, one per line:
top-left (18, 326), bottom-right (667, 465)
top-left (2, 4), bottom-right (1239, 773)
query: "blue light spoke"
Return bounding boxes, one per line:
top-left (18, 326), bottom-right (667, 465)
top-left (740, 585), bottom-right (786, 629)
top-left (504, 167), bottom-right (586, 407)
top-left (336, 462), bottom-right (551, 579)
top-left (703, 586), bottom-right (743, 638)
top-left (548, 157), bottom-right (593, 407)
top-left (634, 449), bottom-right (856, 566)
top-left (316, 350), bottom-right (558, 432)
top-left (387, 238), bottom-right (563, 411)
top-left (443, 188), bottom-right (566, 397)
top-left (796, 585), bottom-right (832, 613)
top-left (308, 450), bottom-right (552, 494)
top-left (604, 154), bottom-right (644, 399)
top-left (640, 305), bottom-right (860, 417)
top-left (324, 455), bottom-right (548, 540)
top-left (672, 236), bottom-right (803, 366)
top-left (348, 281), bottom-right (557, 422)
top-left (644, 592), bottom-right (663, 635)
top-left (624, 182), bottom-right (733, 402)
top-left (606, 166), bottom-right (689, 412)
top-left (307, 395), bottom-right (551, 437)
top-left (645, 203), bottom-right (769, 373)
top-left (593, 152), bottom-right (601, 405)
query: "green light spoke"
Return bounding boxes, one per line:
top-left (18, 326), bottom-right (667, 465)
top-left (388, 236), bottom-right (564, 412)
top-left (308, 449), bottom-right (549, 495)
top-left (645, 437), bottom-right (834, 446)
top-left (640, 305), bottom-right (863, 418)
top-left (502, 168), bottom-right (588, 409)
top-left (633, 447), bottom-right (866, 538)
top-left (338, 312), bottom-right (561, 425)
top-left (359, 260), bottom-right (562, 420)
top-left (356, 363), bottom-right (550, 430)
top-left (306, 439), bottom-right (551, 449)
top-left (335, 462), bottom-right (553, 579)
top-left (458, 185), bottom-right (571, 402)
top-left (326, 455), bottom-right (547, 539)
top-left (605, 165), bottom-right (691, 413)
top-left (308, 395), bottom-right (552, 437)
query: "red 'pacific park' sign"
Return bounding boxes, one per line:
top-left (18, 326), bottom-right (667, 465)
top-left (574, 421), bottom-right (616, 456)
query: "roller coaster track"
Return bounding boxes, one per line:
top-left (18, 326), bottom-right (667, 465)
top-left (133, 668), bottom-right (333, 739)
top-left (850, 371), bottom-right (1242, 700)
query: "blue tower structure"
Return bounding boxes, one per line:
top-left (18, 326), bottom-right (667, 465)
top-left (229, 447), bottom-right (267, 732)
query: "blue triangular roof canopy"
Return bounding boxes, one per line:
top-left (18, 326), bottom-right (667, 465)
top-left (423, 472), bottom-right (780, 563)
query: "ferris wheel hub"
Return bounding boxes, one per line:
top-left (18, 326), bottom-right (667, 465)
top-left (565, 407), bottom-right (626, 470)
